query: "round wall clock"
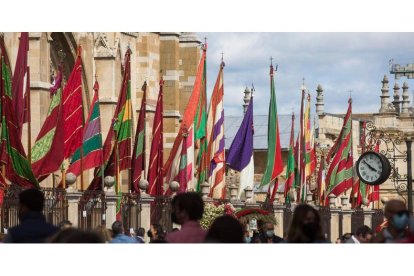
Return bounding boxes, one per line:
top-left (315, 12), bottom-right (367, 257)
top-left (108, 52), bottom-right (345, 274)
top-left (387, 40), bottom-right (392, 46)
top-left (356, 151), bottom-right (391, 185)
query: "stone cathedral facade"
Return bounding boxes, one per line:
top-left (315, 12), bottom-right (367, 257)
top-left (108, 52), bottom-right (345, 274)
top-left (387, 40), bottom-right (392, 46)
top-left (1, 32), bottom-right (202, 191)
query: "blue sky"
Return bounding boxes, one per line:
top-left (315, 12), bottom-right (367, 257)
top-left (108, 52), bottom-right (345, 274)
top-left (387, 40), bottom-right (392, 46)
top-left (199, 32), bottom-right (414, 117)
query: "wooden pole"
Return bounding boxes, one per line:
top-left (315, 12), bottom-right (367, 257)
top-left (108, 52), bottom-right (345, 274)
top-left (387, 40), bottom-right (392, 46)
top-left (80, 145), bottom-right (84, 191)
top-left (78, 46), bottom-right (85, 191)
top-left (27, 66), bottom-right (32, 163)
top-left (61, 167), bottom-right (66, 189)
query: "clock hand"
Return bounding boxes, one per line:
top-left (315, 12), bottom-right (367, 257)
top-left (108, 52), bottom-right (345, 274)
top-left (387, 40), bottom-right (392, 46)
top-left (363, 160), bottom-right (378, 173)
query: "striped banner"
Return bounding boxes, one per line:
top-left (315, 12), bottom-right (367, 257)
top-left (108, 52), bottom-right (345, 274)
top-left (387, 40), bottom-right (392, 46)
top-left (68, 80), bottom-right (103, 176)
top-left (62, 50), bottom-right (84, 159)
top-left (207, 62), bottom-right (226, 199)
top-left (31, 68), bottom-right (64, 181)
top-left (325, 99), bottom-right (353, 204)
top-left (164, 48), bottom-right (206, 194)
top-left (148, 79), bottom-right (164, 196)
top-left (259, 63), bottom-right (284, 188)
top-left (131, 81), bottom-right (147, 193)
top-left (284, 112), bottom-right (295, 202)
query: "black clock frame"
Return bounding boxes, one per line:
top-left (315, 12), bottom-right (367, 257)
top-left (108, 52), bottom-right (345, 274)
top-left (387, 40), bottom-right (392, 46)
top-left (356, 151), bottom-right (391, 186)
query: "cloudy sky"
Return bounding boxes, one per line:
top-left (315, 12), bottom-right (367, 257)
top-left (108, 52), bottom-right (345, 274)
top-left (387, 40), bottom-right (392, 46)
top-left (198, 32), bottom-right (414, 117)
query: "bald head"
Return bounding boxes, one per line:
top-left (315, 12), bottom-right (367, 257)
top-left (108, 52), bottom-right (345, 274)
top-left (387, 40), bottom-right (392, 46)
top-left (385, 199), bottom-right (407, 219)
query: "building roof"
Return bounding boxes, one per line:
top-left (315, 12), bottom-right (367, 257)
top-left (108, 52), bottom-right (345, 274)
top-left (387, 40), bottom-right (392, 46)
top-left (225, 114), bottom-right (301, 150)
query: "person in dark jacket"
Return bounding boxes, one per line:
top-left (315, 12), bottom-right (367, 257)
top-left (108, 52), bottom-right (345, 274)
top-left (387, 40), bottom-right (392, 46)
top-left (3, 188), bottom-right (59, 243)
top-left (259, 222), bottom-right (284, 243)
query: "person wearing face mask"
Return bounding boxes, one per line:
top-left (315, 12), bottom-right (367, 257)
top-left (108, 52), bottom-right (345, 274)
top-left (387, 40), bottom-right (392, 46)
top-left (373, 199), bottom-right (410, 243)
top-left (286, 204), bottom-right (327, 243)
top-left (259, 222), bottom-right (283, 243)
top-left (166, 192), bottom-right (206, 243)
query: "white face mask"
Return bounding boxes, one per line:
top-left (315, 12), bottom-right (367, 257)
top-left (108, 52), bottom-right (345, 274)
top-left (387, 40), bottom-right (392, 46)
top-left (266, 230), bottom-right (274, 238)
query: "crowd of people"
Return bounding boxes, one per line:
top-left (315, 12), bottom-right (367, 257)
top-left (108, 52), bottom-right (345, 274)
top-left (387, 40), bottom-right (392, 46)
top-left (0, 189), bottom-right (413, 243)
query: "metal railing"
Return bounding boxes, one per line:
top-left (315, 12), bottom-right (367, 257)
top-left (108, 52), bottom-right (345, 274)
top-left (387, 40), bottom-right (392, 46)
top-left (0, 185), bottom-right (68, 233)
top-left (78, 190), bottom-right (106, 231)
top-left (121, 192), bottom-right (142, 232)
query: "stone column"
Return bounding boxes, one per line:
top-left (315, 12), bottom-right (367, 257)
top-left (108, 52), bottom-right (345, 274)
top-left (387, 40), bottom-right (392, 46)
top-left (273, 203), bottom-right (284, 238)
top-left (363, 207), bottom-right (374, 228)
top-left (341, 208), bottom-right (352, 235)
top-left (178, 32), bottom-right (201, 115)
top-left (105, 189), bottom-right (120, 229)
top-left (393, 82), bottom-right (401, 115)
top-left (401, 81), bottom-right (410, 117)
top-left (94, 32), bottom-right (121, 142)
top-left (379, 75), bottom-right (390, 113)
top-left (160, 32), bottom-right (181, 163)
top-left (66, 188), bottom-right (82, 228)
top-left (139, 194), bottom-right (154, 242)
top-left (315, 84), bottom-right (324, 115)
top-left (330, 208), bottom-right (341, 243)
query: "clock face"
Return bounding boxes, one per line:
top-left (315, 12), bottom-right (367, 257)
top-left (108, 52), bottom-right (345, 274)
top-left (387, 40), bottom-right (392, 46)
top-left (358, 153), bottom-right (383, 183)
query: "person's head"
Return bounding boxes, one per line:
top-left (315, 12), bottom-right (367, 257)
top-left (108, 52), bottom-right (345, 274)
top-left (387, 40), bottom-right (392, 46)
top-left (150, 224), bottom-right (165, 241)
top-left (18, 189), bottom-right (44, 217)
top-left (355, 225), bottom-right (373, 243)
top-left (58, 220), bottom-right (73, 229)
top-left (205, 215), bottom-right (244, 243)
top-left (342, 233), bottom-right (353, 243)
top-left (50, 228), bottom-right (104, 243)
top-left (263, 222), bottom-right (275, 238)
top-left (287, 204), bottom-right (324, 243)
top-left (95, 225), bottom-right (112, 243)
top-left (385, 199), bottom-right (409, 232)
top-left (111, 221), bottom-right (124, 236)
top-left (136, 227), bottom-right (145, 238)
top-left (171, 192), bottom-right (204, 225)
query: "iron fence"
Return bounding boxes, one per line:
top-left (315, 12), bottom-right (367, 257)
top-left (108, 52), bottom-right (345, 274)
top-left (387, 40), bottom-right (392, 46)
top-left (351, 208), bottom-right (365, 234)
top-left (121, 192), bottom-right (142, 232)
top-left (371, 209), bottom-right (385, 231)
top-left (78, 190), bottom-right (106, 231)
top-left (282, 204), bottom-right (293, 238)
top-left (0, 185), bottom-right (22, 233)
top-left (0, 185), bottom-right (68, 233)
top-left (42, 188), bottom-right (68, 226)
top-left (151, 196), bottom-right (172, 232)
top-left (318, 206), bottom-right (331, 241)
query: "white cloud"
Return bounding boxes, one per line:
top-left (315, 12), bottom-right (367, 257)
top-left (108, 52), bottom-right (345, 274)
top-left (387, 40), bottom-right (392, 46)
top-left (200, 32), bottom-right (414, 117)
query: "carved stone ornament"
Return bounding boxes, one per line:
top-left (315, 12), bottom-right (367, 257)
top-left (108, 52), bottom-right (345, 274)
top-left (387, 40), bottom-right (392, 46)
top-left (94, 33), bottom-right (115, 58)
